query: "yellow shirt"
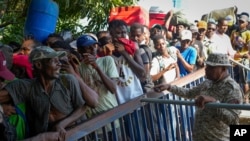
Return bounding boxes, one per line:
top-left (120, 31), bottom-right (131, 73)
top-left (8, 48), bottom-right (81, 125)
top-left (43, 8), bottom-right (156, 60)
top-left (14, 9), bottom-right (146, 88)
top-left (230, 29), bottom-right (250, 61)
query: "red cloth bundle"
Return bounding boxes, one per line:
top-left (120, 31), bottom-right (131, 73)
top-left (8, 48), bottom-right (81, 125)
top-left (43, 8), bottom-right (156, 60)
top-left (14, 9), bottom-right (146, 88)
top-left (13, 54), bottom-right (33, 78)
top-left (118, 38), bottom-right (136, 56)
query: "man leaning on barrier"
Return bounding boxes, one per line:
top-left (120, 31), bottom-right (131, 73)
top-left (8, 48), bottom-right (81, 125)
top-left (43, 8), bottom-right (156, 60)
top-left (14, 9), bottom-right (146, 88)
top-left (0, 46), bottom-right (89, 140)
top-left (154, 53), bottom-right (243, 141)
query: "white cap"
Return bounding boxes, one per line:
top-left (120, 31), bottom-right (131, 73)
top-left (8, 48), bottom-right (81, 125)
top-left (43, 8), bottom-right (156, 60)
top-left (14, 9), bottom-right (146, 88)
top-left (189, 25), bottom-right (198, 33)
top-left (181, 30), bottom-right (192, 40)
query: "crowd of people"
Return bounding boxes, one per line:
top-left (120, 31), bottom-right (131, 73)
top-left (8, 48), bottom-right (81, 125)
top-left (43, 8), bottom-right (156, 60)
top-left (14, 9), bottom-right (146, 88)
top-left (0, 8), bottom-right (249, 141)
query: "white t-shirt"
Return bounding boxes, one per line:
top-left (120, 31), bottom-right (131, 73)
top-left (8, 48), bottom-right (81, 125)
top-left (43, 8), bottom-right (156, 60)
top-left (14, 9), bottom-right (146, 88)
top-left (150, 55), bottom-right (177, 95)
top-left (212, 32), bottom-right (236, 58)
top-left (112, 55), bottom-right (143, 104)
top-left (150, 55), bottom-right (177, 84)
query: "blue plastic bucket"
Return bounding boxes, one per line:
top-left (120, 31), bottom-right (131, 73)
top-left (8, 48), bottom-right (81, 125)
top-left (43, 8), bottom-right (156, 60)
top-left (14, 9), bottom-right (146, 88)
top-left (24, 0), bottom-right (59, 43)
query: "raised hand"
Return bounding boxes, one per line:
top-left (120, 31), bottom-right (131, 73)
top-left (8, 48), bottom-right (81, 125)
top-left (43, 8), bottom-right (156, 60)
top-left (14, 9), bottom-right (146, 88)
top-left (82, 53), bottom-right (98, 68)
top-left (164, 63), bottom-right (176, 72)
top-left (2, 104), bottom-right (16, 116)
top-left (113, 42), bottom-right (125, 53)
top-left (61, 59), bottom-right (76, 75)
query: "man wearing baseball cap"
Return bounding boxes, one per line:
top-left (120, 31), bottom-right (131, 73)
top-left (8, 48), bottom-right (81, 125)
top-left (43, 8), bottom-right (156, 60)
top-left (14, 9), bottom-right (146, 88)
top-left (170, 22), bottom-right (188, 46)
top-left (76, 34), bottom-right (121, 140)
top-left (176, 29), bottom-right (198, 77)
top-left (150, 24), bottom-right (164, 38)
top-left (190, 25), bottom-right (205, 70)
top-left (0, 46), bottom-right (88, 140)
top-left (197, 20), bottom-right (207, 42)
top-left (154, 53), bottom-right (243, 141)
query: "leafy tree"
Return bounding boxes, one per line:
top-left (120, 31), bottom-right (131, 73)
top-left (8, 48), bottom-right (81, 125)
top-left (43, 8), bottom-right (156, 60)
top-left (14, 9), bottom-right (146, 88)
top-left (0, 0), bottom-right (138, 44)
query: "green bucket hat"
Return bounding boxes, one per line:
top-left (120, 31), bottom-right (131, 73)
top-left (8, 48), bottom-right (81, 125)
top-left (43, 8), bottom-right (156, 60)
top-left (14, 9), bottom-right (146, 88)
top-left (205, 53), bottom-right (231, 67)
top-left (29, 46), bottom-right (66, 63)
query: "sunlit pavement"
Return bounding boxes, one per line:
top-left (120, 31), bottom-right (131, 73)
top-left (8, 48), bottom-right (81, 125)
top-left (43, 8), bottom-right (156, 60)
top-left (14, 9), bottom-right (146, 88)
top-left (240, 110), bottom-right (250, 124)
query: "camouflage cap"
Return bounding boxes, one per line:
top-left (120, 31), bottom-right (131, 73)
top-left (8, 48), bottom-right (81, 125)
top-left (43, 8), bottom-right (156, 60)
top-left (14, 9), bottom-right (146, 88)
top-left (205, 53), bottom-right (231, 67)
top-left (29, 46), bottom-right (66, 62)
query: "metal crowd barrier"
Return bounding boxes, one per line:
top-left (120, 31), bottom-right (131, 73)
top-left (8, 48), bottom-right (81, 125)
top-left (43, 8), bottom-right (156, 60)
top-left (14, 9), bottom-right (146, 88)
top-left (66, 62), bottom-right (250, 141)
top-left (66, 69), bottom-right (206, 141)
top-left (140, 99), bottom-right (250, 110)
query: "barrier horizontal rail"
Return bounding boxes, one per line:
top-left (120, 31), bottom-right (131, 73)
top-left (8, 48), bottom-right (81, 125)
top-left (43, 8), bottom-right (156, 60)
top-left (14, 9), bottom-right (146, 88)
top-left (140, 98), bottom-right (250, 110)
top-left (229, 58), bottom-right (250, 71)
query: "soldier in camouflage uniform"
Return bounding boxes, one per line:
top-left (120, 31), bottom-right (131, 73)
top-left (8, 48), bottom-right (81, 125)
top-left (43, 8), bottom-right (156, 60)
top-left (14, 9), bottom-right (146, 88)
top-left (154, 53), bottom-right (243, 141)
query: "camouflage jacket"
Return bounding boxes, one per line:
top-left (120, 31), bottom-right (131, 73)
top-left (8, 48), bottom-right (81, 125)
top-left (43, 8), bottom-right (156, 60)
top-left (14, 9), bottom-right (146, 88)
top-left (169, 75), bottom-right (243, 141)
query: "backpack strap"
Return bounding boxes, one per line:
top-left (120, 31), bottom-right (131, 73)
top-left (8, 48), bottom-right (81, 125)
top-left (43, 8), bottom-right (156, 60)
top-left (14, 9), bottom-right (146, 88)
top-left (166, 47), bottom-right (177, 61)
top-left (140, 45), bottom-right (152, 63)
top-left (154, 56), bottom-right (164, 85)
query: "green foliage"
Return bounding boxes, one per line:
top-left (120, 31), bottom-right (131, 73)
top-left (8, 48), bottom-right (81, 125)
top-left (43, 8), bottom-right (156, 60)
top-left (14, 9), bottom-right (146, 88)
top-left (0, 0), bottom-right (138, 44)
top-left (0, 0), bottom-right (30, 44)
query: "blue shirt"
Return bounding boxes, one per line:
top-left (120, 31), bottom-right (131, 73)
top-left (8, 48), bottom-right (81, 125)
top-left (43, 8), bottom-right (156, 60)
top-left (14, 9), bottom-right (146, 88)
top-left (176, 46), bottom-right (197, 77)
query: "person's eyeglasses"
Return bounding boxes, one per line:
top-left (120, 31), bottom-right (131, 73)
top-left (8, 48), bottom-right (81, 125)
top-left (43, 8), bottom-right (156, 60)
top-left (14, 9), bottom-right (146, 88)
top-left (207, 28), bottom-right (216, 31)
